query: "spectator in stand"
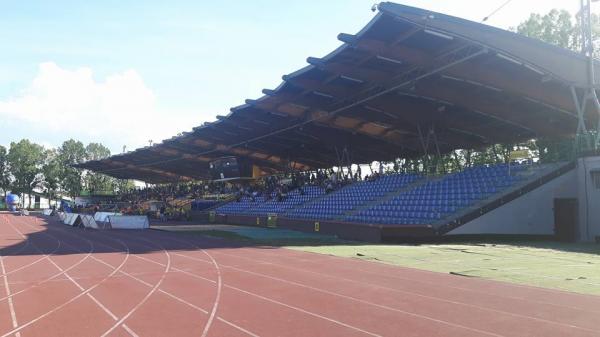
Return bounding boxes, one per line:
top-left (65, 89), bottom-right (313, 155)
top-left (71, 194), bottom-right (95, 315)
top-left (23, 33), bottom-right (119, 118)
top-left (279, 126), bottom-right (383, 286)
top-left (275, 188), bottom-right (283, 202)
top-left (325, 181), bottom-right (334, 194)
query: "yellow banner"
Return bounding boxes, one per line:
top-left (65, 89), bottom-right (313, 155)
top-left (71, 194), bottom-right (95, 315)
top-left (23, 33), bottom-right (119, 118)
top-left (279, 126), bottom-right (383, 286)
top-left (510, 150), bottom-right (530, 160)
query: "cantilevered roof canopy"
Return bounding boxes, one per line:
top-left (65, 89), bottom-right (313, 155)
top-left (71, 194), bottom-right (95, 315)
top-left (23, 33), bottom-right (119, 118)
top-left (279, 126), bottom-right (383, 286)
top-left (77, 2), bottom-right (599, 183)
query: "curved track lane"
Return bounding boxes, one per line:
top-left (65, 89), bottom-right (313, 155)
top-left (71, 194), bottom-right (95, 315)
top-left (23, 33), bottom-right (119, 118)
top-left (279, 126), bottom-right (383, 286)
top-left (0, 214), bottom-right (599, 337)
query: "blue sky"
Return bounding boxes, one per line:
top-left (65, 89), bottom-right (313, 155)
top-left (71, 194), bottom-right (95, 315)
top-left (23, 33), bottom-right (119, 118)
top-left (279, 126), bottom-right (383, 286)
top-left (0, 0), bottom-right (581, 154)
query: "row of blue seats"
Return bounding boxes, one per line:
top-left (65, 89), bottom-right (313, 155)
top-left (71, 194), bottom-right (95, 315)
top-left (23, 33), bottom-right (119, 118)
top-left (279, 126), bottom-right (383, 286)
top-left (394, 194), bottom-right (485, 201)
top-left (286, 174), bottom-right (422, 219)
top-left (345, 216), bottom-right (431, 225)
top-left (291, 213), bottom-right (336, 220)
top-left (384, 199), bottom-right (463, 206)
top-left (350, 164), bottom-right (526, 225)
top-left (371, 205), bottom-right (457, 213)
top-left (217, 165), bottom-right (528, 225)
top-left (191, 200), bottom-right (219, 211)
top-left (359, 210), bottom-right (442, 219)
top-left (218, 186), bottom-right (325, 216)
top-left (348, 211), bottom-right (442, 220)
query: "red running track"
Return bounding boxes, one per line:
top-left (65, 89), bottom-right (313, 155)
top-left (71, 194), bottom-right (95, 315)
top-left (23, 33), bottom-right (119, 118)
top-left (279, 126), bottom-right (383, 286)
top-left (0, 213), bottom-right (599, 337)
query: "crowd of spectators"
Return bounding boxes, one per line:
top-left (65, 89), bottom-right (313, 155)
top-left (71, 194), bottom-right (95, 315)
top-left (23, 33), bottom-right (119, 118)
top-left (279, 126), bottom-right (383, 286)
top-left (71, 163), bottom-right (393, 219)
top-left (118, 181), bottom-right (235, 204)
top-left (232, 166), bottom-right (385, 203)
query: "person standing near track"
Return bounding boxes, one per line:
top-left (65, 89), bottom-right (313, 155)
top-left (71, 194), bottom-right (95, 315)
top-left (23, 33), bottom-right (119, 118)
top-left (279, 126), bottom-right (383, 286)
top-left (159, 204), bottom-right (166, 222)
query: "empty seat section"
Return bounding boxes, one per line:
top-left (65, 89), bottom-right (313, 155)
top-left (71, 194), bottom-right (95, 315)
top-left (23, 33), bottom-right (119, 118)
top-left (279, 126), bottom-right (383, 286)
top-left (191, 200), bottom-right (220, 211)
top-left (286, 173), bottom-right (422, 221)
top-left (243, 186), bottom-right (325, 216)
top-left (215, 186), bottom-right (325, 216)
top-left (347, 164), bottom-right (526, 225)
top-left (214, 196), bottom-right (268, 215)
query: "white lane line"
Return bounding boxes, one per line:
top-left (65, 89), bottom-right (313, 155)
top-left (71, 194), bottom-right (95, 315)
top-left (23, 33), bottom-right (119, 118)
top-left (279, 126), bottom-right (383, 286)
top-left (46, 232), bottom-right (139, 337)
top-left (215, 316), bottom-right (261, 337)
top-left (200, 249), bottom-right (222, 337)
top-left (87, 293), bottom-right (118, 321)
top-left (280, 247), bottom-right (600, 312)
top-left (170, 250), bottom-right (509, 337)
top-left (4, 269), bottom-right (195, 287)
top-left (0, 248), bottom-right (91, 303)
top-left (143, 234), bottom-right (385, 337)
top-left (49, 229), bottom-right (260, 337)
top-left (0, 215), bottom-right (61, 279)
top-left (0, 221), bottom-right (130, 337)
top-left (11, 217), bottom-right (121, 323)
top-left (1, 215), bottom-right (25, 337)
top-left (121, 255), bottom-right (260, 337)
top-left (123, 270), bottom-right (260, 337)
top-left (0, 217), bottom-right (253, 337)
top-left (99, 237), bottom-right (171, 337)
top-left (0, 257), bottom-right (21, 337)
top-left (0, 246), bottom-right (129, 337)
top-left (228, 283), bottom-right (382, 337)
top-left (122, 324), bottom-right (140, 337)
top-left (90, 233), bottom-right (261, 337)
top-left (2, 215), bottom-right (60, 276)
top-left (140, 233), bottom-right (497, 337)
top-left (207, 250), bottom-right (598, 333)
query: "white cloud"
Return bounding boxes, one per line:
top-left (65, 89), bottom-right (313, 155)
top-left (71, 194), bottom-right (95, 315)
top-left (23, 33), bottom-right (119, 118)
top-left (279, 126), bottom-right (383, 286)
top-left (0, 62), bottom-right (193, 151)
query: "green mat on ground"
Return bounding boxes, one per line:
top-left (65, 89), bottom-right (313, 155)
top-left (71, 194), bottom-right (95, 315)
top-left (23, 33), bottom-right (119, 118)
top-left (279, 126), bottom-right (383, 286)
top-left (292, 242), bottom-right (600, 295)
top-left (155, 224), bottom-right (340, 244)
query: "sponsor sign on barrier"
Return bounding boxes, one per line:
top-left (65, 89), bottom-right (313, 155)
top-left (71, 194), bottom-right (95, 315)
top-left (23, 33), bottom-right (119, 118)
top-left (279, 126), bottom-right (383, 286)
top-left (108, 215), bottom-right (149, 229)
top-left (62, 213), bottom-right (73, 225)
top-left (42, 209), bottom-right (52, 216)
top-left (79, 215), bottom-right (99, 229)
top-left (267, 214), bottom-right (277, 228)
top-left (94, 212), bottom-right (121, 223)
top-left (63, 213), bottom-right (80, 226)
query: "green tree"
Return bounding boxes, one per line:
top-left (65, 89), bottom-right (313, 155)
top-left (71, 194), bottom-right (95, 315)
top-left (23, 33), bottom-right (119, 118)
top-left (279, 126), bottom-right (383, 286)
top-left (85, 142), bottom-right (111, 161)
top-left (115, 179), bottom-right (135, 194)
top-left (516, 10), bottom-right (577, 50)
top-left (515, 9), bottom-right (599, 55)
top-left (42, 148), bottom-right (62, 207)
top-left (7, 139), bottom-right (45, 207)
top-left (515, 8), bottom-right (600, 161)
top-left (57, 139), bottom-right (87, 198)
top-left (0, 145), bottom-right (11, 201)
top-left (84, 143), bottom-right (115, 194)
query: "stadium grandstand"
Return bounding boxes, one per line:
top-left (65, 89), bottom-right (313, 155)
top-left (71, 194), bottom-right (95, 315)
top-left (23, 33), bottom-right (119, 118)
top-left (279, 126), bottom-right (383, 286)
top-left (76, 2), bottom-right (600, 243)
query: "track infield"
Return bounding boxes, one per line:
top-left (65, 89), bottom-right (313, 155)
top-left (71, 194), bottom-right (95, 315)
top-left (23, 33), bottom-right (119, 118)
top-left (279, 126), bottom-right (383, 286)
top-left (1, 213), bottom-right (600, 337)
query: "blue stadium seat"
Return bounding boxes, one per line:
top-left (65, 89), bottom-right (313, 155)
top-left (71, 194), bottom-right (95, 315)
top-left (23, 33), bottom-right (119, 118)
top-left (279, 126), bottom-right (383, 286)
top-left (345, 164), bottom-right (526, 226)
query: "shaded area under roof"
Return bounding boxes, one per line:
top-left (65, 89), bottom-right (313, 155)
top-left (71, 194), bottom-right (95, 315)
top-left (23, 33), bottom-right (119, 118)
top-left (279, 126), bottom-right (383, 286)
top-left (76, 2), bottom-right (599, 183)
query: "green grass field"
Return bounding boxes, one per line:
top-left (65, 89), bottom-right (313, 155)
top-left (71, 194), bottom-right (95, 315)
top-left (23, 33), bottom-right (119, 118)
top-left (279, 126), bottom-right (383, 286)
top-left (292, 242), bottom-right (600, 296)
top-left (158, 225), bottom-right (600, 296)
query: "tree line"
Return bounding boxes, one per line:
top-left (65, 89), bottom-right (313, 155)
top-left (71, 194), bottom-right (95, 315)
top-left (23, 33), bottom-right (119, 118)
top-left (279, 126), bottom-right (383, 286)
top-left (0, 139), bottom-right (132, 206)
